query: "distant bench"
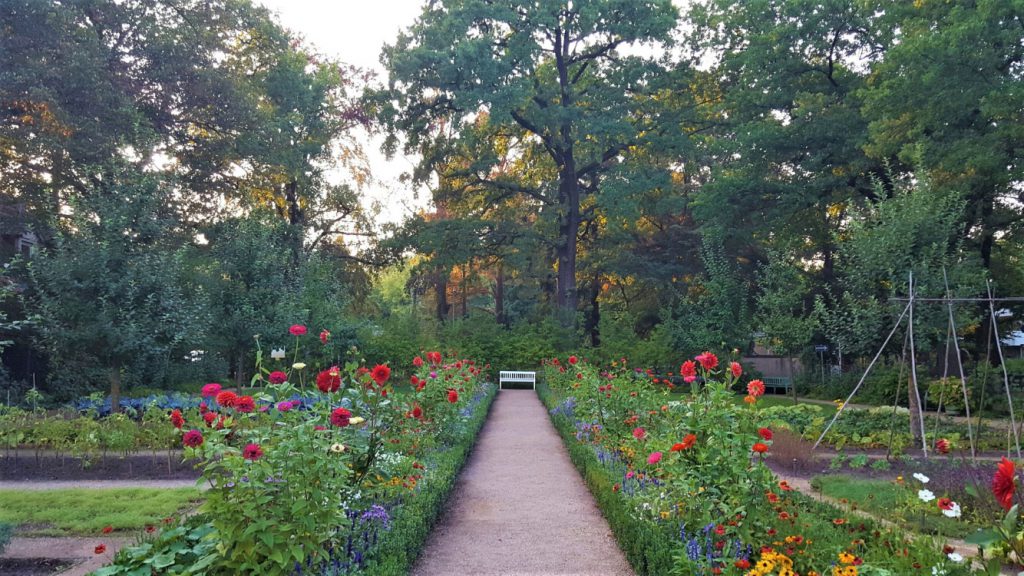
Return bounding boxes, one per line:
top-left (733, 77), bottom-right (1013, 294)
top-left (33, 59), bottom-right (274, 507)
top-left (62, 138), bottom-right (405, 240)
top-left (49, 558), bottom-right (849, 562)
top-left (499, 371), bottom-right (536, 390)
top-left (764, 376), bottom-right (792, 394)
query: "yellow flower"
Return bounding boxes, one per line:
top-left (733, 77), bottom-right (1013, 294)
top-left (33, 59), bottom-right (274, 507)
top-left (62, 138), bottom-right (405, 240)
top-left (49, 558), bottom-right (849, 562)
top-left (329, 443), bottom-right (346, 453)
top-left (292, 362), bottom-right (306, 370)
top-left (349, 416), bottom-right (365, 425)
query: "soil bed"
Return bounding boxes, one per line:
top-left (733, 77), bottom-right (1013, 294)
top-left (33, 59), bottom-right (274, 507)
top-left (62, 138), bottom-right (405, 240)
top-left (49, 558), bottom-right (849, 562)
top-left (0, 453), bottom-right (199, 481)
top-left (0, 558), bottom-right (72, 576)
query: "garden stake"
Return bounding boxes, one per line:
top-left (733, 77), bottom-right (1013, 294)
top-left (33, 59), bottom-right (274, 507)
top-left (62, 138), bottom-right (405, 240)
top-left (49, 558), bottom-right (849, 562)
top-left (943, 266), bottom-right (976, 461)
top-left (907, 271), bottom-right (928, 458)
top-left (987, 280), bottom-right (1021, 459)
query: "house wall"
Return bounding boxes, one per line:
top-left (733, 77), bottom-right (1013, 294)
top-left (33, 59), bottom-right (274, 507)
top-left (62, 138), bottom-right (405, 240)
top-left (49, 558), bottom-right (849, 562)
top-left (741, 355), bottom-right (803, 379)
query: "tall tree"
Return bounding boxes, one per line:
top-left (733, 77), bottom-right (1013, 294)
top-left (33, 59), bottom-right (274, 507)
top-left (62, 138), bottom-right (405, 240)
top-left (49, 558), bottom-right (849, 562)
top-left (375, 0), bottom-right (684, 325)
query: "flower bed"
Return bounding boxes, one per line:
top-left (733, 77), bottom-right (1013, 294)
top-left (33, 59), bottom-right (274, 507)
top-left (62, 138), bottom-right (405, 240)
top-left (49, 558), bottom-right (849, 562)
top-left (90, 335), bottom-right (494, 576)
top-left (541, 354), bottom-right (981, 576)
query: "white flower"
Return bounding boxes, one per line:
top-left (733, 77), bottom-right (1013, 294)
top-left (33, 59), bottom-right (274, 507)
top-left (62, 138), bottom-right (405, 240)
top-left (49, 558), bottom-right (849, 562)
top-left (942, 502), bottom-right (961, 518)
top-left (913, 472), bottom-right (930, 484)
top-left (946, 552), bottom-right (963, 563)
top-left (931, 567), bottom-right (947, 576)
top-left (918, 489), bottom-right (936, 502)
top-left (292, 362), bottom-right (306, 370)
top-left (270, 348), bottom-right (286, 360)
top-left (329, 443), bottom-right (346, 453)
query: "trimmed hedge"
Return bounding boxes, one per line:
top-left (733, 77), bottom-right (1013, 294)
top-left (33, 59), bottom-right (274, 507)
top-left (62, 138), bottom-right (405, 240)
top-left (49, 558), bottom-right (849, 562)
top-left (362, 383), bottom-right (497, 575)
top-left (538, 382), bottom-right (676, 575)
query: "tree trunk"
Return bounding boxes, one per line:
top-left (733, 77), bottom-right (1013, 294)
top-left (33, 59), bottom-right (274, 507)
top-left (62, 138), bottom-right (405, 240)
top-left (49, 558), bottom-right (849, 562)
top-left (109, 365), bottom-right (121, 414)
top-left (586, 272), bottom-right (601, 347)
top-left (494, 262), bottom-right (506, 326)
top-left (235, 352), bottom-right (246, 387)
top-left (556, 161), bottom-right (579, 326)
top-left (435, 270), bottom-right (449, 323)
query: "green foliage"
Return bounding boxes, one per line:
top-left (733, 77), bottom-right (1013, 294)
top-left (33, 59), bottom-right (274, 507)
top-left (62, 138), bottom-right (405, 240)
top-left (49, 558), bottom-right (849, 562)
top-left (91, 518), bottom-right (219, 576)
top-left (0, 488), bottom-right (201, 536)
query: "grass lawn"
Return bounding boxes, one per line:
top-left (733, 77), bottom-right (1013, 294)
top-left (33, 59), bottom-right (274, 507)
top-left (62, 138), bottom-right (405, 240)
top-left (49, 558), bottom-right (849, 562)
top-left (0, 488), bottom-right (202, 536)
top-left (810, 474), bottom-right (976, 539)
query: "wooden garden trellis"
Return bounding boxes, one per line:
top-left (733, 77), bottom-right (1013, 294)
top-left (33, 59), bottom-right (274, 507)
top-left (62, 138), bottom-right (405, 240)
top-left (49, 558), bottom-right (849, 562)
top-left (811, 271), bottom-right (1023, 461)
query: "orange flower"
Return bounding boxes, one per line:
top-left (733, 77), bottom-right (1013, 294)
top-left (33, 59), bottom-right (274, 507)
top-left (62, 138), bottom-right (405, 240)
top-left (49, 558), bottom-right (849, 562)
top-left (747, 380), bottom-right (766, 397)
top-left (671, 433), bottom-right (697, 452)
top-left (752, 442), bottom-right (769, 454)
top-left (833, 518), bottom-right (846, 525)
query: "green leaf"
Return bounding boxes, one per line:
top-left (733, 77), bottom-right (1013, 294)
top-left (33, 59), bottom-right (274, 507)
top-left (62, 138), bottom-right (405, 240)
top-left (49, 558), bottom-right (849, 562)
top-left (964, 528), bottom-right (1001, 547)
top-left (1002, 504), bottom-right (1019, 535)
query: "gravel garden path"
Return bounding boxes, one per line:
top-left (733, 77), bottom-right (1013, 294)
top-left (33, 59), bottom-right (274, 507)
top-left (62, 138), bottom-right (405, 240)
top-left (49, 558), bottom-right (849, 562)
top-left (412, 389), bottom-right (634, 576)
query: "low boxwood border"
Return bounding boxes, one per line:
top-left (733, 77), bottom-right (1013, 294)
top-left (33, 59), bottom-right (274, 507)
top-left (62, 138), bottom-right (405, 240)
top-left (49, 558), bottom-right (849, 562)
top-left (538, 382), bottom-right (676, 575)
top-left (360, 382), bottom-right (497, 575)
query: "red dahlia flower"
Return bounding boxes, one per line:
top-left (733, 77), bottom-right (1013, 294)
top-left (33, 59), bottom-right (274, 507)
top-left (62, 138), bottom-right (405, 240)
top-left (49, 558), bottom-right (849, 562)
top-left (730, 362), bottom-right (742, 379)
top-left (289, 324), bottom-right (307, 336)
top-left (427, 351), bottom-right (442, 365)
top-left (370, 364), bottom-right (391, 386)
top-left (169, 409), bottom-right (184, 429)
top-left (993, 457), bottom-right (1018, 511)
top-left (752, 442), bottom-right (769, 454)
top-left (696, 351), bottom-right (719, 371)
top-left (242, 443), bottom-right (264, 461)
top-left (316, 367), bottom-right (341, 393)
top-left (447, 389), bottom-right (459, 403)
top-left (747, 380), bottom-right (766, 398)
top-left (330, 407), bottom-right (352, 427)
top-left (568, 355), bottom-right (578, 365)
top-left (758, 427), bottom-right (773, 441)
top-left (413, 356), bottom-right (424, 367)
top-left (234, 396), bottom-right (255, 413)
top-left (182, 429), bottom-right (204, 448)
top-left (215, 391), bottom-right (238, 407)
top-left (680, 360), bottom-right (697, 383)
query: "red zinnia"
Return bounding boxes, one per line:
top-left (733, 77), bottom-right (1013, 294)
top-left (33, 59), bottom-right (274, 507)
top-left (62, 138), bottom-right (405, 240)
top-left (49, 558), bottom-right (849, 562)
top-left (411, 404), bottom-right (423, 419)
top-left (447, 389), bottom-right (459, 403)
top-left (268, 371), bottom-right (288, 384)
top-left (182, 429), bottom-right (204, 448)
top-left (101, 525), bottom-right (113, 534)
top-left (993, 457), bottom-right (1018, 511)
top-left (215, 390), bottom-right (238, 407)
top-left (758, 427), bottom-right (773, 441)
top-left (730, 362), bottom-right (742, 379)
top-left (289, 324), bottom-right (307, 336)
top-left (568, 355), bottom-right (578, 365)
top-left (319, 329), bottom-right (330, 344)
top-left (427, 351), bottom-right (442, 365)
top-left (370, 364), bottom-right (391, 386)
top-left (735, 559), bottom-right (750, 569)
top-left (242, 443), bottom-right (264, 461)
top-left (670, 433), bottom-right (697, 452)
top-left (169, 409), bottom-right (184, 429)
top-left (936, 438), bottom-right (951, 455)
top-left (937, 497), bottom-right (954, 511)
top-left (413, 356), bottom-right (424, 367)
top-left (316, 367), bottom-right (342, 393)
top-left (696, 351), bottom-right (718, 371)
top-left (203, 412), bottom-right (217, 426)
top-left (747, 380), bottom-right (766, 398)
top-left (94, 544), bottom-right (106, 554)
top-left (234, 395), bottom-right (255, 413)
top-left (752, 442), bottom-right (769, 454)
top-left (330, 407), bottom-right (352, 427)
top-left (680, 360), bottom-right (697, 383)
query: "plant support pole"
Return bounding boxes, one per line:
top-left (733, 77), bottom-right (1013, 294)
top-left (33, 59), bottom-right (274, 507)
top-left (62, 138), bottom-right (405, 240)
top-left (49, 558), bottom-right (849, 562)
top-left (907, 272), bottom-right (928, 458)
top-left (943, 267), bottom-right (975, 461)
top-left (988, 280), bottom-right (1021, 459)
top-left (812, 300), bottom-right (912, 452)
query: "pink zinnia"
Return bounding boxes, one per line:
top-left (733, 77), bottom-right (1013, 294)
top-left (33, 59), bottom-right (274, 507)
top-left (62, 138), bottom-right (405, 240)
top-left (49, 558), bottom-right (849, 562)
top-left (268, 371), bottom-right (288, 384)
top-left (648, 451), bottom-right (662, 465)
top-left (632, 427), bottom-right (646, 440)
top-left (289, 324), bottom-right (307, 336)
top-left (276, 401), bottom-right (292, 412)
top-left (242, 443), bottom-right (264, 461)
top-left (201, 383), bottom-right (222, 398)
top-left (319, 329), bottom-right (330, 344)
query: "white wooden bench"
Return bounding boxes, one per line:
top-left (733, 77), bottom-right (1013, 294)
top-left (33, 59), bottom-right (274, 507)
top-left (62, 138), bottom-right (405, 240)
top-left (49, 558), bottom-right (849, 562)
top-left (499, 370), bottom-right (536, 390)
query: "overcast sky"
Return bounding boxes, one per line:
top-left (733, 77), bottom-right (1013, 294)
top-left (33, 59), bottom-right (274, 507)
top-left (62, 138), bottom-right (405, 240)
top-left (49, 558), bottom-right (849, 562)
top-left (255, 0), bottom-right (431, 227)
